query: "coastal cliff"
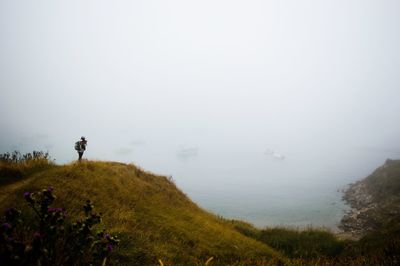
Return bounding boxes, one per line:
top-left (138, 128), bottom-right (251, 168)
top-left (340, 159), bottom-right (400, 238)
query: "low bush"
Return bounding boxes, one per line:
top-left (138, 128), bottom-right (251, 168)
top-left (257, 227), bottom-right (344, 259)
top-left (0, 187), bottom-right (119, 265)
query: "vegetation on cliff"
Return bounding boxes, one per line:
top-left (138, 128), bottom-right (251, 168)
top-left (341, 159), bottom-right (400, 237)
top-left (1, 153), bottom-right (399, 265)
top-left (0, 155), bottom-right (281, 265)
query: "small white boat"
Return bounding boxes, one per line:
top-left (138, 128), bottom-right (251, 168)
top-left (264, 149), bottom-right (285, 160)
top-left (177, 147), bottom-right (198, 158)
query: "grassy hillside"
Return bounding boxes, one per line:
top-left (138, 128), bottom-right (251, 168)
top-left (1, 156), bottom-right (399, 265)
top-left (364, 159), bottom-right (400, 203)
top-left (0, 159), bottom-right (282, 265)
top-left (363, 159), bottom-right (400, 230)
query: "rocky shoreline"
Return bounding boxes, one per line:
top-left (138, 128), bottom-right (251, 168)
top-left (339, 159), bottom-right (400, 239)
top-left (339, 181), bottom-right (377, 239)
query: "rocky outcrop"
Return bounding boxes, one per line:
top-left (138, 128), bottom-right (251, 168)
top-left (340, 159), bottom-right (400, 239)
top-left (340, 181), bottom-right (376, 238)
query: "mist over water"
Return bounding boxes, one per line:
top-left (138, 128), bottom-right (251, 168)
top-left (4, 127), bottom-right (399, 229)
top-left (1, 1), bottom-right (400, 228)
top-left (124, 137), bottom-right (400, 229)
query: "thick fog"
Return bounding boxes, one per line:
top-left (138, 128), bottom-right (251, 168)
top-left (1, 0), bottom-right (400, 227)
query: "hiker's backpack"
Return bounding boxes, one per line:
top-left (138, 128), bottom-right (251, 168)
top-left (74, 141), bottom-right (80, 151)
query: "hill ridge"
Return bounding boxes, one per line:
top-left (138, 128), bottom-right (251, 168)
top-left (0, 159), bottom-right (281, 265)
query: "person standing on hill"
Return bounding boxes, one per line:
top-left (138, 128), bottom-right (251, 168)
top-left (75, 136), bottom-right (87, 161)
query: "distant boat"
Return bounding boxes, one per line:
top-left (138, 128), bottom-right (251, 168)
top-left (272, 153), bottom-right (285, 160)
top-left (177, 147), bottom-right (198, 158)
top-left (264, 149), bottom-right (285, 160)
top-left (264, 149), bottom-right (274, 155)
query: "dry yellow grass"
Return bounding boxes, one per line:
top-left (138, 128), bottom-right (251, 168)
top-left (0, 160), bottom-right (282, 265)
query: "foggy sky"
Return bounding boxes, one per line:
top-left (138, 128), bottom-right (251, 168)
top-left (1, 0), bottom-right (400, 164)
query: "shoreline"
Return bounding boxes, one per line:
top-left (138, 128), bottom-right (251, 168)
top-left (339, 181), bottom-right (373, 239)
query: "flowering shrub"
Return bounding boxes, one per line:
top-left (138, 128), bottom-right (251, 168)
top-left (0, 187), bottom-right (119, 265)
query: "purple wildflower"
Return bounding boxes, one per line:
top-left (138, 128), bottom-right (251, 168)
top-left (23, 192), bottom-right (31, 200)
top-left (107, 244), bottom-right (113, 252)
top-left (5, 208), bottom-right (19, 219)
top-left (48, 207), bottom-right (64, 213)
top-left (33, 231), bottom-right (42, 239)
top-left (2, 223), bottom-right (12, 230)
top-left (47, 186), bottom-right (54, 192)
top-left (105, 233), bottom-right (111, 240)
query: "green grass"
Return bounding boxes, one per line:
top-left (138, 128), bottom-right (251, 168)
top-left (361, 160), bottom-right (400, 228)
top-left (364, 159), bottom-right (400, 200)
top-left (230, 222), bottom-right (400, 265)
top-left (256, 227), bottom-right (345, 259)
